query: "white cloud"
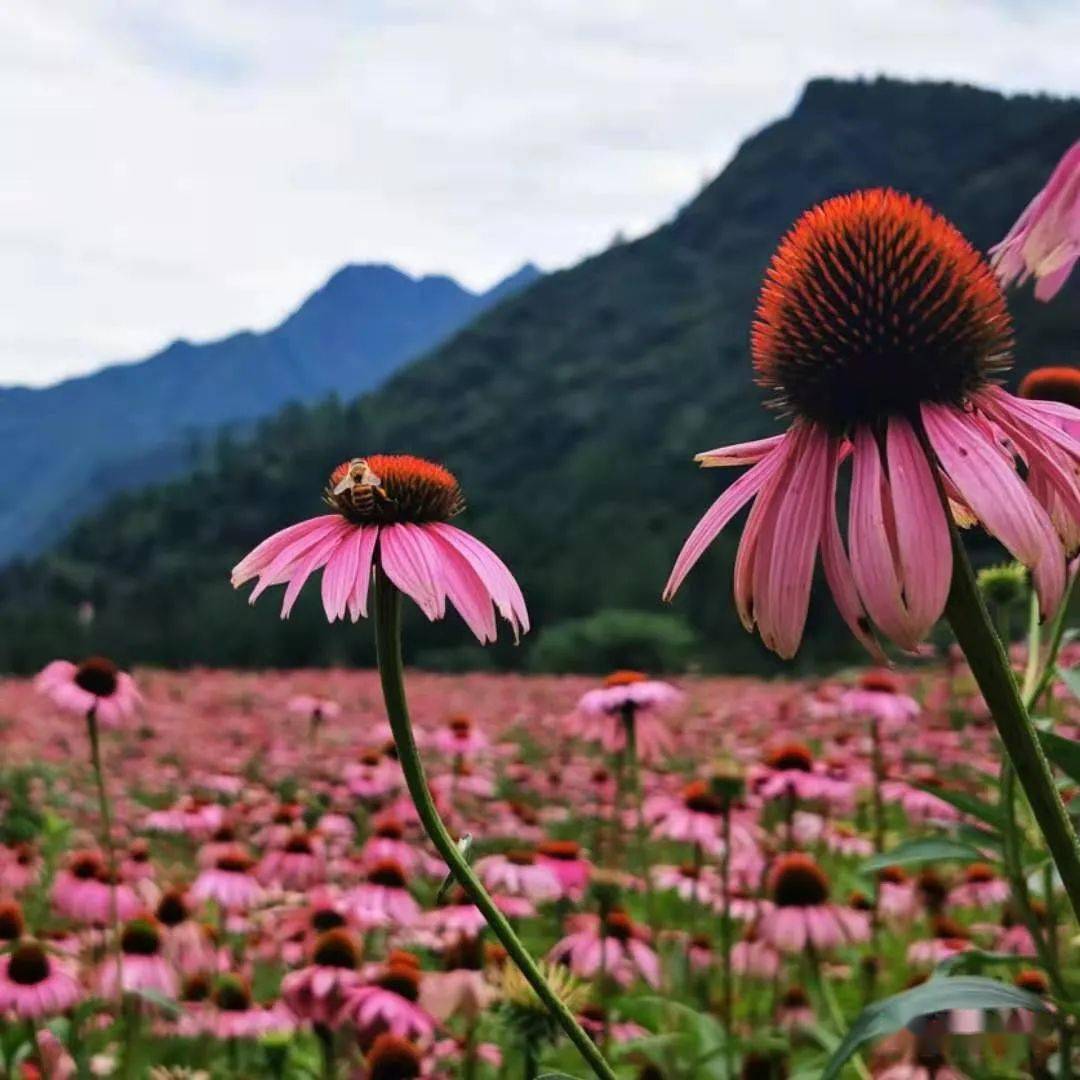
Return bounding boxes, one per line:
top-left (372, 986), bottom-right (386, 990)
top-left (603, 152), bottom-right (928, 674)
top-left (0, 0), bottom-right (1076, 386)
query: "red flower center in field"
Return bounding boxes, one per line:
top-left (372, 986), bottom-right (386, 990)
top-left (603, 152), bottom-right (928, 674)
top-left (858, 670), bottom-right (901, 694)
top-left (74, 656), bottom-right (119, 697)
top-left (284, 833), bottom-right (315, 855)
top-left (377, 964), bottom-right (421, 1002)
top-left (770, 854), bottom-right (830, 907)
top-left (213, 975), bottom-right (253, 1011)
top-left (375, 819), bottom-right (405, 840)
top-left (505, 849), bottom-right (537, 867)
top-left (70, 851), bottom-right (105, 880)
top-left (753, 188), bottom-right (1012, 431)
top-left (324, 454), bottom-right (465, 525)
top-left (603, 670), bottom-right (648, 688)
top-left (766, 743), bottom-right (814, 773)
top-left (156, 890), bottom-right (189, 928)
top-left (963, 862), bottom-right (997, 884)
top-left (681, 780), bottom-right (725, 815)
top-left (367, 860), bottom-right (408, 889)
top-left (310, 907), bottom-right (346, 933)
top-left (537, 840), bottom-right (582, 861)
top-left (932, 916), bottom-right (970, 941)
top-left (366, 1033), bottom-right (423, 1080)
top-left (8, 943), bottom-right (51, 986)
top-left (447, 714), bottom-right (472, 734)
top-left (1015, 969), bottom-right (1049, 995)
top-left (0, 902), bottom-right (24, 941)
top-left (214, 850), bottom-right (254, 874)
top-left (780, 985), bottom-right (811, 1009)
top-left (877, 866), bottom-right (908, 886)
top-left (602, 911), bottom-right (636, 941)
top-left (1018, 365), bottom-right (1080, 407)
top-left (313, 928), bottom-right (360, 970)
top-left (121, 919), bottom-right (163, 957)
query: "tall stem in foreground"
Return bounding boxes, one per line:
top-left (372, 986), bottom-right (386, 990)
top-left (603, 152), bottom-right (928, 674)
top-left (372, 572), bottom-right (616, 1080)
top-left (942, 526), bottom-right (1080, 923)
top-left (87, 707), bottom-right (123, 1004)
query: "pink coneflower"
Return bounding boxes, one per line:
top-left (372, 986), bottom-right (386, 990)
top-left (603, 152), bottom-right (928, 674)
top-left (839, 671), bottom-right (920, 734)
top-left (281, 928), bottom-right (365, 1028)
top-left (535, 840), bottom-right (592, 902)
top-left (432, 714), bottom-right (490, 757)
top-left (651, 862), bottom-right (720, 905)
top-left (363, 1034), bottom-right (429, 1080)
top-left (51, 850), bottom-right (140, 925)
top-left (948, 863), bottom-right (1010, 908)
top-left (35, 656), bottom-right (140, 727)
top-left (120, 839), bottom-right (155, 883)
top-left (346, 860), bottom-right (421, 928)
top-left (97, 918), bottom-right (178, 1000)
top-left (574, 671), bottom-right (680, 761)
top-left (337, 962), bottom-right (438, 1048)
top-left (0, 940), bottom-right (82, 1018)
top-left (665, 188), bottom-right (1079, 657)
top-left (907, 917), bottom-right (973, 967)
top-left (646, 780), bottom-right (726, 854)
top-left (756, 744), bottom-right (850, 807)
top-left (577, 1004), bottom-right (649, 1044)
top-left (155, 888), bottom-right (218, 975)
top-left (346, 751), bottom-right (401, 801)
top-left (0, 843), bottom-right (39, 894)
top-left (991, 140), bottom-right (1080, 301)
top-left (232, 454), bottom-right (528, 642)
top-left (185, 975), bottom-right (294, 1039)
top-left (777, 985), bottom-right (815, 1031)
top-left (145, 796), bottom-right (225, 839)
top-left (548, 910), bottom-right (660, 988)
top-left (824, 824), bottom-right (873, 858)
top-left (257, 831), bottom-right (327, 891)
top-left (474, 850), bottom-right (560, 903)
top-left (877, 867), bottom-right (918, 922)
top-left (288, 694), bottom-right (341, 722)
top-left (360, 818), bottom-right (423, 876)
top-left (731, 925), bottom-right (780, 979)
top-left (758, 854), bottom-right (870, 953)
top-left (190, 848), bottom-right (263, 913)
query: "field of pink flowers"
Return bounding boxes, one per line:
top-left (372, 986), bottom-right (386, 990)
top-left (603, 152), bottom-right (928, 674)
top-left (1, 655), bottom-right (1077, 1078)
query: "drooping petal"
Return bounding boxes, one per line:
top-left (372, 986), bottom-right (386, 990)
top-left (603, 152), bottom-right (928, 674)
top-left (694, 433), bottom-right (786, 467)
top-left (922, 402), bottom-right (1066, 618)
top-left (346, 528), bottom-right (380, 622)
top-left (820, 438), bottom-right (883, 659)
top-left (664, 436), bottom-right (790, 601)
top-left (231, 516), bottom-right (343, 589)
top-left (848, 426), bottom-right (920, 649)
top-left (320, 526), bottom-right (369, 622)
top-left (885, 415), bottom-right (951, 638)
top-left (413, 526), bottom-right (499, 643)
top-left (428, 524), bottom-right (530, 639)
top-left (751, 422), bottom-right (830, 658)
top-left (379, 524), bottom-right (446, 621)
top-left (280, 527), bottom-right (354, 619)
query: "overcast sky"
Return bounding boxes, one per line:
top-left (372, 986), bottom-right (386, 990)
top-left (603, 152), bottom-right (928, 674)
top-left (3, 2), bottom-right (1078, 388)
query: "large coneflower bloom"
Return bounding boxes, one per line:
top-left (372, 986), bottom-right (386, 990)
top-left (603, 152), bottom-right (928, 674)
top-left (232, 455), bottom-right (528, 643)
top-left (35, 656), bottom-right (141, 727)
top-left (665, 188), bottom-right (1080, 658)
top-left (991, 140), bottom-right (1080, 301)
top-left (281, 929), bottom-right (365, 1028)
top-left (97, 918), bottom-right (178, 1000)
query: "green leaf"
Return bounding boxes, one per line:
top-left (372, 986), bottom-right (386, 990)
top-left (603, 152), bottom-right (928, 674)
top-left (126, 988), bottom-right (180, 1017)
top-left (862, 837), bottom-right (988, 873)
top-left (1058, 666), bottom-right (1080, 701)
top-left (1038, 728), bottom-right (1080, 785)
top-left (912, 783), bottom-right (1003, 828)
top-left (822, 977), bottom-right (1048, 1080)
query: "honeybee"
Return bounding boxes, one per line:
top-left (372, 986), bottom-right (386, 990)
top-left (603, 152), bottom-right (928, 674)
top-left (326, 458), bottom-right (394, 519)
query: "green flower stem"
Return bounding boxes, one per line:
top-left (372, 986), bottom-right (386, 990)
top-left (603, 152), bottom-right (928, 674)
top-left (87, 707), bottom-right (124, 1006)
top-left (372, 571), bottom-right (617, 1080)
top-left (943, 525), bottom-right (1080, 924)
top-left (1026, 570), bottom-right (1078, 711)
top-left (719, 802), bottom-right (734, 1080)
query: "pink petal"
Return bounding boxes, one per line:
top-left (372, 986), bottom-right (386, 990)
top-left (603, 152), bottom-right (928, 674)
top-left (886, 415), bottom-right (951, 638)
top-left (379, 524), bottom-right (445, 620)
top-left (247, 518), bottom-right (352, 603)
top-left (922, 402), bottom-right (1066, 618)
top-left (695, 433), bottom-right (786, 467)
top-left (280, 528), bottom-right (353, 619)
top-left (320, 527), bottom-right (369, 622)
top-left (231, 515), bottom-right (342, 587)
top-left (752, 422), bottom-right (829, 658)
top-left (428, 524), bottom-right (529, 639)
top-left (666, 438), bottom-right (788, 602)
top-left (849, 426), bottom-right (918, 648)
top-left (346, 528), bottom-right (380, 621)
top-left (423, 530), bottom-right (499, 643)
top-left (820, 439), bottom-right (883, 659)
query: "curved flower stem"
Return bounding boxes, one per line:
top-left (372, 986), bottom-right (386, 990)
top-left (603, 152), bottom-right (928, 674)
top-left (942, 524), bottom-right (1080, 924)
top-left (372, 571), bottom-right (617, 1080)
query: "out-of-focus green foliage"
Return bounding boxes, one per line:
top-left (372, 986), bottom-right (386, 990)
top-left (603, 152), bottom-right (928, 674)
top-left (529, 609), bottom-right (698, 674)
top-left (1, 78), bottom-right (1077, 675)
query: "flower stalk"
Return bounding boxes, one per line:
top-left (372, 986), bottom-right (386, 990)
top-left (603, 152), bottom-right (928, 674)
top-left (942, 522), bottom-right (1080, 923)
top-left (372, 570), bottom-right (616, 1080)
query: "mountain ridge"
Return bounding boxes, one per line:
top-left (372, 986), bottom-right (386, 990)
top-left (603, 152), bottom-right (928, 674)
top-left (2, 76), bottom-right (1076, 674)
